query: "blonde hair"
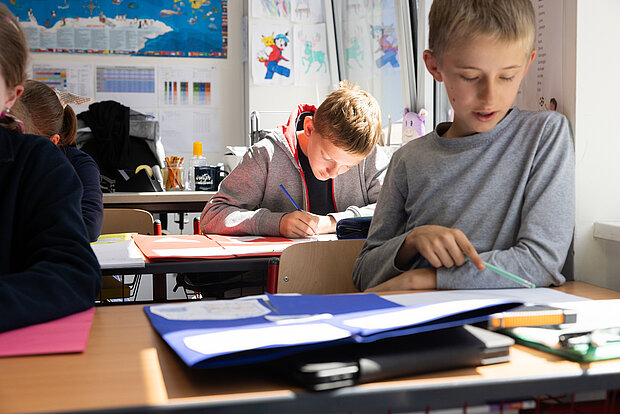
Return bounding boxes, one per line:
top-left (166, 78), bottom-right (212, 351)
top-left (428, 0), bottom-right (535, 61)
top-left (313, 80), bottom-right (382, 156)
top-left (12, 80), bottom-right (78, 147)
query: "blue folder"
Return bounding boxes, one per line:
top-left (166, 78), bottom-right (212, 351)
top-left (144, 293), bottom-right (521, 368)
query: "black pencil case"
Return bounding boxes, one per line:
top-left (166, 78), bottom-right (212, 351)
top-left (336, 216), bottom-right (372, 239)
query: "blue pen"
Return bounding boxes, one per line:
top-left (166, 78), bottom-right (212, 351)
top-left (280, 184), bottom-right (302, 211)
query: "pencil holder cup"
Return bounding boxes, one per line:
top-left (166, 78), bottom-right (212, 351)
top-left (194, 165), bottom-right (228, 191)
top-left (164, 160), bottom-right (185, 191)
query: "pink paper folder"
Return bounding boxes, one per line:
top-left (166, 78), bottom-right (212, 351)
top-left (132, 234), bottom-right (236, 261)
top-left (0, 307), bottom-right (95, 357)
top-left (207, 234), bottom-right (298, 256)
top-left (132, 234), bottom-right (299, 261)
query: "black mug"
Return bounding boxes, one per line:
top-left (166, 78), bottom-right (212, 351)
top-left (194, 165), bottom-right (228, 191)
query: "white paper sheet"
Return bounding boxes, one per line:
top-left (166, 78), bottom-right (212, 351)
top-left (150, 299), bottom-right (271, 321)
top-left (385, 288), bottom-right (589, 307)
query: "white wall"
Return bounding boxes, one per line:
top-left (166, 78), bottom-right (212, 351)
top-left (29, 1), bottom-right (245, 167)
top-left (572, 0), bottom-right (620, 290)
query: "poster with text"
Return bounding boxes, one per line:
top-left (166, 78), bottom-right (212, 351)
top-left (8, 0), bottom-right (227, 58)
top-left (158, 66), bottom-right (218, 107)
top-left (30, 62), bottom-right (94, 114)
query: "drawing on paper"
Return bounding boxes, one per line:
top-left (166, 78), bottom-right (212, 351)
top-left (299, 33), bottom-right (327, 73)
top-left (252, 0), bottom-right (291, 19)
top-left (257, 32), bottom-right (291, 79)
top-left (370, 24), bottom-right (399, 68)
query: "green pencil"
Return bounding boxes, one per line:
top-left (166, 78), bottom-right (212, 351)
top-left (467, 258), bottom-right (536, 288)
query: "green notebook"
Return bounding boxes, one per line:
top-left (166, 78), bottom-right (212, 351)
top-left (506, 326), bottom-right (620, 363)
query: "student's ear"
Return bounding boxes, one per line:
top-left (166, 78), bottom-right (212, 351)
top-left (50, 134), bottom-right (60, 146)
top-left (523, 49), bottom-right (536, 75)
top-left (3, 84), bottom-right (23, 110)
top-left (303, 115), bottom-right (315, 136)
top-left (423, 50), bottom-right (443, 82)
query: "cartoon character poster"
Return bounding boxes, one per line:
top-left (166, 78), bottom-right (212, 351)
top-left (252, 23), bottom-right (293, 85)
top-left (369, 19), bottom-right (399, 70)
top-left (293, 23), bottom-right (330, 86)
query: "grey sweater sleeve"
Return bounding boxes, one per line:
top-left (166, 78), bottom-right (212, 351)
top-left (200, 142), bottom-right (285, 236)
top-left (353, 109), bottom-right (575, 291)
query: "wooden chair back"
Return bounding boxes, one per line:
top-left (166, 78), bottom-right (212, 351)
top-left (276, 239), bottom-right (365, 294)
top-left (101, 208), bottom-right (155, 235)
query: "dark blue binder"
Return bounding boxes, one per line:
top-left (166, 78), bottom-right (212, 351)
top-left (144, 293), bottom-right (521, 369)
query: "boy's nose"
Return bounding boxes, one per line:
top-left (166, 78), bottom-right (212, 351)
top-left (479, 79), bottom-right (496, 104)
top-left (325, 166), bottom-right (338, 178)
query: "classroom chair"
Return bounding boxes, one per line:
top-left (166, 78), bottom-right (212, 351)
top-left (275, 239), bottom-right (365, 294)
top-left (101, 208), bottom-right (158, 235)
top-left (99, 208), bottom-right (160, 302)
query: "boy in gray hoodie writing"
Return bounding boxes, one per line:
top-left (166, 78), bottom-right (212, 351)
top-left (353, 0), bottom-right (574, 291)
top-left (201, 81), bottom-right (389, 238)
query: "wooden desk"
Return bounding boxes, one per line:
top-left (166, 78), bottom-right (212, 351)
top-left (103, 191), bottom-right (216, 213)
top-left (2, 282), bottom-right (620, 414)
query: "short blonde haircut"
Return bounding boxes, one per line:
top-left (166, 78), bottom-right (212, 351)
top-left (313, 80), bottom-right (382, 157)
top-left (428, 0), bottom-right (535, 61)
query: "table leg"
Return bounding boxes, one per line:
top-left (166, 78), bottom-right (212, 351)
top-left (152, 273), bottom-right (167, 302)
top-left (266, 258), bottom-right (279, 293)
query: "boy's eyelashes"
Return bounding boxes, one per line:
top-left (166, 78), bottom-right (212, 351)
top-left (458, 75), bottom-right (516, 82)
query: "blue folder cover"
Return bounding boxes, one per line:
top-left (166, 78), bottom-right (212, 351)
top-left (144, 293), bottom-right (520, 368)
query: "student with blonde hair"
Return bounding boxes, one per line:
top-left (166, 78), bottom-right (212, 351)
top-left (201, 81), bottom-right (390, 237)
top-left (12, 80), bottom-right (103, 241)
top-left (0, 3), bottom-right (100, 332)
top-left (354, 0), bottom-right (574, 291)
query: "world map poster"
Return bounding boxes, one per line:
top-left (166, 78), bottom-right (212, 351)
top-left (6, 0), bottom-right (227, 58)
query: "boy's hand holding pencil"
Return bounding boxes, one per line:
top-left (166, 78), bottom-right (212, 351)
top-left (279, 184), bottom-right (323, 238)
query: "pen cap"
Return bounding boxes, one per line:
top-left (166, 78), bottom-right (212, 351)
top-left (193, 141), bottom-right (203, 157)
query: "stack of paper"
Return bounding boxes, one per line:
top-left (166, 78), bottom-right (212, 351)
top-left (91, 233), bottom-right (145, 269)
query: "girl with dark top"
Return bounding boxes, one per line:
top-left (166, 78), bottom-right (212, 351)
top-left (0, 3), bottom-right (101, 332)
top-left (12, 80), bottom-right (104, 241)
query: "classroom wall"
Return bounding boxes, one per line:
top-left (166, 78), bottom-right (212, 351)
top-left (28, 1), bottom-right (245, 166)
top-left (571, 0), bottom-right (620, 290)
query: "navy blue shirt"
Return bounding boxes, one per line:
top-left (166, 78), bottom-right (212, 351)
top-left (64, 146), bottom-right (103, 241)
top-left (0, 127), bottom-right (101, 332)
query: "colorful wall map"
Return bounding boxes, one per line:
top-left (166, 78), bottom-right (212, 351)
top-left (6, 0), bottom-right (227, 57)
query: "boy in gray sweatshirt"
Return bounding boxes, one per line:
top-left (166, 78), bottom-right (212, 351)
top-left (201, 81), bottom-right (389, 238)
top-left (353, 0), bottom-right (574, 291)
